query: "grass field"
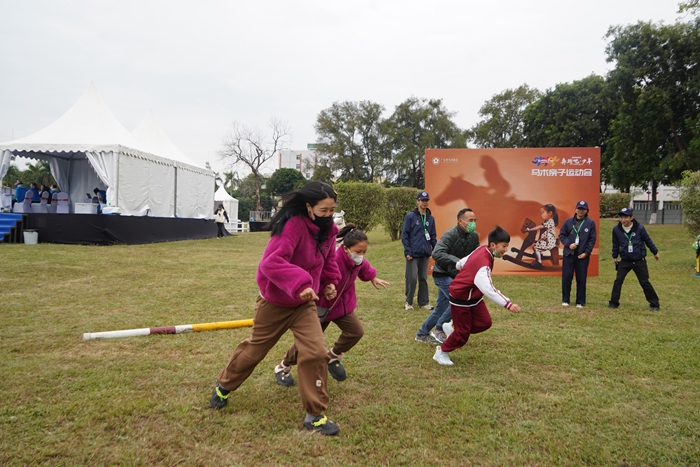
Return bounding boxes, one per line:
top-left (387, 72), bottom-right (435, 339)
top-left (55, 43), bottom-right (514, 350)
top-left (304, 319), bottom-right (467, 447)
top-left (1, 220), bottom-right (699, 466)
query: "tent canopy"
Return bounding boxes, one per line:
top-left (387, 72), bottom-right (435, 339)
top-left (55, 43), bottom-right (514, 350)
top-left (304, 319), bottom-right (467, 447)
top-left (0, 83), bottom-right (214, 218)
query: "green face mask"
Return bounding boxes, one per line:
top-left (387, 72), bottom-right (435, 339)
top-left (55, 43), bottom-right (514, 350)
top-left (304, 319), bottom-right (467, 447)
top-left (466, 222), bottom-right (476, 233)
top-left (492, 249), bottom-right (499, 258)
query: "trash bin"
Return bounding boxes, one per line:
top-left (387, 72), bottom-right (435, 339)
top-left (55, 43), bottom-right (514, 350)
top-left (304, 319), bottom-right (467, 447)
top-left (23, 230), bottom-right (38, 244)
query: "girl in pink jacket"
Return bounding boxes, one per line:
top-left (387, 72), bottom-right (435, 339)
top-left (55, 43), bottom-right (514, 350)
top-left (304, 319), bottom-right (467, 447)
top-left (275, 223), bottom-right (390, 385)
top-left (209, 181), bottom-right (343, 436)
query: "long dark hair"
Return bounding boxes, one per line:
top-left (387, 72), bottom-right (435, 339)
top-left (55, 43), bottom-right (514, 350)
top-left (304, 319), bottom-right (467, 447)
top-left (267, 181), bottom-right (337, 237)
top-left (337, 223), bottom-right (368, 248)
top-left (543, 203), bottom-right (559, 226)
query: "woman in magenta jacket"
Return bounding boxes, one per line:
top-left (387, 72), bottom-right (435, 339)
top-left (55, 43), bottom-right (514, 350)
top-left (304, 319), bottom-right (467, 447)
top-left (209, 181), bottom-right (343, 436)
top-left (275, 223), bottom-right (390, 386)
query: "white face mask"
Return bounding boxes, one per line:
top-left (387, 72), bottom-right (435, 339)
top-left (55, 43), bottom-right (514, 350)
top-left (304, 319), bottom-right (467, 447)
top-left (349, 251), bottom-right (364, 266)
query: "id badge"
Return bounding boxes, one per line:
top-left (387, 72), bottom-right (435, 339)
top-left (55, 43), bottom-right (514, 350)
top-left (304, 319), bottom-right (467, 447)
top-left (574, 235), bottom-right (579, 245)
top-left (628, 244), bottom-right (633, 253)
top-left (425, 232), bottom-right (431, 241)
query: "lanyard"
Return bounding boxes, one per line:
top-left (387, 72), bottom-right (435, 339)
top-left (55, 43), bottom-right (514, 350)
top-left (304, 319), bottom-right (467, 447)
top-left (623, 230), bottom-right (633, 245)
top-left (420, 212), bottom-right (427, 231)
top-left (572, 218), bottom-right (585, 234)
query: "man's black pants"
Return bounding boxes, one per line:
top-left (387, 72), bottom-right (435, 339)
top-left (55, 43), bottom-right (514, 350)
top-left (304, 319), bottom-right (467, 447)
top-left (609, 258), bottom-right (659, 307)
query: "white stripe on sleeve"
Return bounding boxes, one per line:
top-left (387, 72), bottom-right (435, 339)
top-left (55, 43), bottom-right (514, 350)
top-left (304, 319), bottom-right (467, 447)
top-left (474, 265), bottom-right (510, 308)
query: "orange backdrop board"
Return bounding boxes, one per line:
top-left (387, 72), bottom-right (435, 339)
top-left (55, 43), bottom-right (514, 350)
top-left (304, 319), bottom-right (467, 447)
top-left (425, 148), bottom-right (600, 276)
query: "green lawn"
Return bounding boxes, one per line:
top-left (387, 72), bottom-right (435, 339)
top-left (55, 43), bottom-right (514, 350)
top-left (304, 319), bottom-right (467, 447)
top-left (1, 220), bottom-right (699, 466)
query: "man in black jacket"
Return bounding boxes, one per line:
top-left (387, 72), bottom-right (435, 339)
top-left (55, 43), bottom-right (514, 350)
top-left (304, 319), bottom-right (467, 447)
top-left (608, 208), bottom-right (660, 311)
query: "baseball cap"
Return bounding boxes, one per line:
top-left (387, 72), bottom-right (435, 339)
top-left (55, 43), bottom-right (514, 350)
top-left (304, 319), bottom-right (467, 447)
top-left (618, 208), bottom-right (633, 216)
top-left (417, 191), bottom-right (430, 200)
top-left (575, 200), bottom-right (589, 210)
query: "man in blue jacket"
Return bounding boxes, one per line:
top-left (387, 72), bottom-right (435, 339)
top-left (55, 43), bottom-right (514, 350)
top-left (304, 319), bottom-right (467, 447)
top-left (608, 208), bottom-right (660, 311)
top-left (401, 191), bottom-right (437, 311)
top-left (559, 200), bottom-right (597, 308)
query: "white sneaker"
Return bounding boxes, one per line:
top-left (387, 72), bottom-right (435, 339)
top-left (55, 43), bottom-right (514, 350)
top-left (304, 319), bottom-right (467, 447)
top-left (419, 304), bottom-right (434, 310)
top-left (576, 304), bottom-right (583, 308)
top-left (562, 302), bottom-right (569, 307)
top-left (443, 321), bottom-right (454, 338)
top-left (433, 346), bottom-right (454, 366)
top-left (405, 302), bottom-right (414, 310)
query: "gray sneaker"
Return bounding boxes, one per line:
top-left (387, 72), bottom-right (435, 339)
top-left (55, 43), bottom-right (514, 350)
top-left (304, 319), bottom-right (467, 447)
top-left (415, 334), bottom-right (439, 344)
top-left (431, 329), bottom-right (447, 343)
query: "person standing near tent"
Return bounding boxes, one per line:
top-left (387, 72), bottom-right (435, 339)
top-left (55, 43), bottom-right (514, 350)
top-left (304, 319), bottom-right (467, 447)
top-left (214, 204), bottom-right (229, 238)
top-left (209, 181), bottom-right (343, 436)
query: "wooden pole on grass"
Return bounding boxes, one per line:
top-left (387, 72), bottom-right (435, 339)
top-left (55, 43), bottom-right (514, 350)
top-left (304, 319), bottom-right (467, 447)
top-left (82, 319), bottom-right (254, 341)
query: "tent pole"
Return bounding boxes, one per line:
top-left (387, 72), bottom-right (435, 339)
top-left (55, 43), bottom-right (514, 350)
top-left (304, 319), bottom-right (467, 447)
top-left (114, 152), bottom-right (120, 208)
top-left (174, 163), bottom-right (178, 217)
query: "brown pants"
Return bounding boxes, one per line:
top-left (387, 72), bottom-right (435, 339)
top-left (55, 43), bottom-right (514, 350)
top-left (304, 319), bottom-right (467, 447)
top-left (282, 311), bottom-right (365, 367)
top-left (217, 296), bottom-right (329, 416)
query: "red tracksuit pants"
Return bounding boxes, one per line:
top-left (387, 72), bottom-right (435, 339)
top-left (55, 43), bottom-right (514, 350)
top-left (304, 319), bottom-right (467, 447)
top-left (441, 301), bottom-right (493, 353)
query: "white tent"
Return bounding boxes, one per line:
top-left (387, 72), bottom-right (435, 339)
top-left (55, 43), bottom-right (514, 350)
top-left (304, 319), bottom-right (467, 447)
top-left (131, 109), bottom-right (213, 218)
top-left (214, 185), bottom-right (239, 225)
top-left (0, 83), bottom-right (214, 218)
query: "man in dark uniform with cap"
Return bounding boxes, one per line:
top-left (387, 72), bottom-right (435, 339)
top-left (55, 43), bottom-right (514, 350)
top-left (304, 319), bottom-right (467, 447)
top-left (401, 191), bottom-right (437, 310)
top-left (608, 208), bottom-right (660, 311)
top-left (558, 200), bottom-right (597, 308)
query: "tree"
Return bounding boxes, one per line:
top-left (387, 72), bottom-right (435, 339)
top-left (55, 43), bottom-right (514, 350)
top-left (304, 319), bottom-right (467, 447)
top-left (680, 170), bottom-right (700, 235)
top-left (333, 181), bottom-right (386, 231)
top-left (384, 97), bottom-right (466, 188)
top-left (266, 168), bottom-right (306, 197)
top-left (469, 84), bottom-right (542, 148)
top-left (679, 0), bottom-right (700, 16)
top-left (2, 164), bottom-right (22, 188)
top-left (219, 118), bottom-right (290, 211)
top-left (21, 161), bottom-right (55, 186)
top-left (605, 19), bottom-right (700, 219)
top-left (383, 187), bottom-right (419, 241)
top-left (310, 162), bottom-right (333, 184)
top-left (314, 101), bottom-right (387, 183)
top-left (522, 75), bottom-right (618, 183)
top-left (231, 173), bottom-right (273, 219)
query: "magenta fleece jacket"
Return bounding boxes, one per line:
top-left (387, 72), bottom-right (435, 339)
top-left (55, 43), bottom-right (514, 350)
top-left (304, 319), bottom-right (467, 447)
top-left (318, 246), bottom-right (377, 322)
top-left (256, 215), bottom-right (341, 308)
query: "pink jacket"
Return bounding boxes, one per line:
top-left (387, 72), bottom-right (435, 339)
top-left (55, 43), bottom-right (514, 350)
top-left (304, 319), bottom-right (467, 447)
top-left (257, 215), bottom-right (341, 308)
top-left (318, 246), bottom-right (377, 322)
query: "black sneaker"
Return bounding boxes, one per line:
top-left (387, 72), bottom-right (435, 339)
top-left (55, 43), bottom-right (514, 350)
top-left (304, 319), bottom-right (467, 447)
top-left (328, 359), bottom-right (347, 381)
top-left (608, 303), bottom-right (619, 309)
top-left (209, 383), bottom-right (230, 409)
top-left (303, 415), bottom-right (340, 436)
top-left (275, 368), bottom-right (295, 387)
top-left (650, 305), bottom-right (660, 311)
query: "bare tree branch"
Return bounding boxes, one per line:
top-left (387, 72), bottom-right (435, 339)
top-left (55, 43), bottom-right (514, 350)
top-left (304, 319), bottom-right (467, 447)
top-left (219, 118), bottom-right (291, 210)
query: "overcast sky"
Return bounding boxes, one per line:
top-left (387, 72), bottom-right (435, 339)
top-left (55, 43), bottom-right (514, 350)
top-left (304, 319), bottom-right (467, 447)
top-left (0, 0), bottom-right (683, 175)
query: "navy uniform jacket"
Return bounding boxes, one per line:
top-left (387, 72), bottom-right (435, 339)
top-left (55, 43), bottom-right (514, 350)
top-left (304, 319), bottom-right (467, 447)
top-left (558, 215), bottom-right (596, 257)
top-left (402, 207), bottom-right (437, 258)
top-left (612, 219), bottom-right (658, 261)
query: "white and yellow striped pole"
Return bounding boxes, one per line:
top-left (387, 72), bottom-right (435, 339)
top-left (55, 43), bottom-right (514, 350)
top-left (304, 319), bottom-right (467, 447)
top-left (82, 319), bottom-right (254, 341)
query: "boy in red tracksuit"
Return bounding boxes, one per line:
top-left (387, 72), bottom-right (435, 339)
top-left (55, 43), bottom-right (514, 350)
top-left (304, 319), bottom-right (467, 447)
top-left (433, 226), bottom-right (522, 366)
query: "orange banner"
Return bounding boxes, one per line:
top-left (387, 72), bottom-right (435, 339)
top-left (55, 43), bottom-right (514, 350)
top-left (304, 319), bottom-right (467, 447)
top-left (425, 148), bottom-right (600, 276)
